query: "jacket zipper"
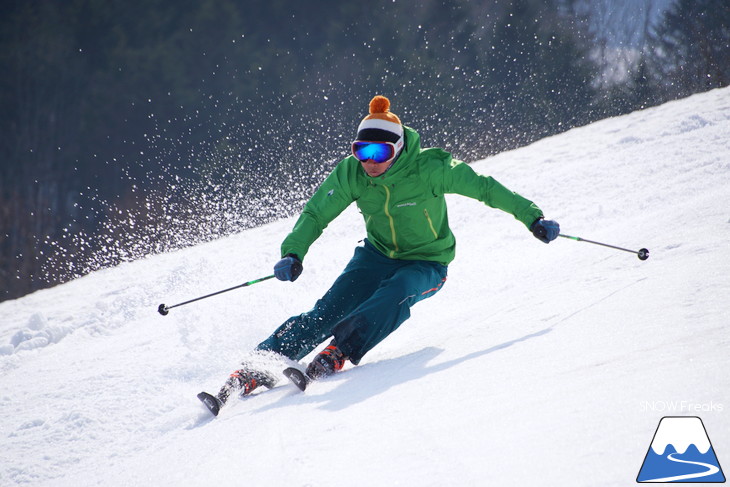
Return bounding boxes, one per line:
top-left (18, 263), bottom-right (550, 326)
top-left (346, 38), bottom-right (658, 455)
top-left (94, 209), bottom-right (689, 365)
top-left (424, 209), bottom-right (438, 239)
top-left (382, 185), bottom-right (398, 257)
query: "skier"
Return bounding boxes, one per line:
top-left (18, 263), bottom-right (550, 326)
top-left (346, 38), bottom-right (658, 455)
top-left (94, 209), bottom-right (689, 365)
top-left (199, 95), bottom-right (559, 414)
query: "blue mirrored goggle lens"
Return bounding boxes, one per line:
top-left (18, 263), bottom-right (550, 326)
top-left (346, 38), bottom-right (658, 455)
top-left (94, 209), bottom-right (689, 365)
top-left (352, 142), bottom-right (394, 163)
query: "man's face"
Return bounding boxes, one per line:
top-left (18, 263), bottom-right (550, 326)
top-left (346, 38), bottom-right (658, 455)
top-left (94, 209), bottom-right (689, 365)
top-left (352, 140), bottom-right (400, 177)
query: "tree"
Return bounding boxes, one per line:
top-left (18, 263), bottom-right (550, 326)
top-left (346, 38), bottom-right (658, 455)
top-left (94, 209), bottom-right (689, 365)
top-left (483, 0), bottom-right (597, 146)
top-left (648, 0), bottom-right (730, 99)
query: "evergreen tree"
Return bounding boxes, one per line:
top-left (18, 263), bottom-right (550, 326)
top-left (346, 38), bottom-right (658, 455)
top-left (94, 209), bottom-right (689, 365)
top-left (485, 0), bottom-right (596, 146)
top-left (648, 0), bottom-right (730, 99)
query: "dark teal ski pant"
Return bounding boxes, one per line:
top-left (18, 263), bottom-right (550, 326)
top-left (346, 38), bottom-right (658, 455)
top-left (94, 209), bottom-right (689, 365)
top-left (256, 240), bottom-right (448, 364)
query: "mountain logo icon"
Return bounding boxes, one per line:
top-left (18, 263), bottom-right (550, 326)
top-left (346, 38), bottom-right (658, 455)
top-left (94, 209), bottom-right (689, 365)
top-left (637, 416), bottom-right (726, 483)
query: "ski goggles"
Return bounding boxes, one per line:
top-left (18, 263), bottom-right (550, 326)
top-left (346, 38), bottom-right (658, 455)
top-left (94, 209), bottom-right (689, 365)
top-left (351, 141), bottom-right (398, 164)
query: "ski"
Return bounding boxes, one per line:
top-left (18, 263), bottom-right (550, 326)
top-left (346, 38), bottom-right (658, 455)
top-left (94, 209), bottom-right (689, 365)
top-left (199, 367), bottom-right (321, 416)
top-left (198, 363), bottom-right (317, 417)
top-left (283, 367), bottom-right (310, 392)
top-left (197, 391), bottom-right (222, 416)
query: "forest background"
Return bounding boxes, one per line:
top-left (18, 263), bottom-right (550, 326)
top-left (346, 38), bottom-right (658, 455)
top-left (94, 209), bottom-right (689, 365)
top-left (1, 0), bottom-right (728, 302)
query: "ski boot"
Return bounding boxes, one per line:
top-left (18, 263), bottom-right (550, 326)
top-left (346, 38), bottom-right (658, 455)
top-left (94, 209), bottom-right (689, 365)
top-left (283, 340), bottom-right (348, 391)
top-left (306, 340), bottom-right (347, 380)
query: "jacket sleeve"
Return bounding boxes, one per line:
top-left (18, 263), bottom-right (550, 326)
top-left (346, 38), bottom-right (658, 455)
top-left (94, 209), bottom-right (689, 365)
top-left (427, 150), bottom-right (543, 229)
top-left (280, 160), bottom-right (355, 260)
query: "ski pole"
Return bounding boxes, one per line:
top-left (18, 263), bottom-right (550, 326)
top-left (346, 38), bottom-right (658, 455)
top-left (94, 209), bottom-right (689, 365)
top-left (158, 274), bottom-right (276, 316)
top-left (559, 234), bottom-right (649, 261)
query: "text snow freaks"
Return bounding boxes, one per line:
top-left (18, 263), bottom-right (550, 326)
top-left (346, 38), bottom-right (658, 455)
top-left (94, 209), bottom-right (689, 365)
top-left (640, 401), bottom-right (724, 413)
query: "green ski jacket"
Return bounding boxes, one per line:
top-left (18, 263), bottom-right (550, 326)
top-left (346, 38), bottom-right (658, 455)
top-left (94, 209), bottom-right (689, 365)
top-left (281, 126), bottom-right (543, 265)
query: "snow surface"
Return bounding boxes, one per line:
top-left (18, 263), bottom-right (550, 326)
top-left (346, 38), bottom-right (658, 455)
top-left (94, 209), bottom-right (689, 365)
top-left (1, 87), bottom-right (729, 486)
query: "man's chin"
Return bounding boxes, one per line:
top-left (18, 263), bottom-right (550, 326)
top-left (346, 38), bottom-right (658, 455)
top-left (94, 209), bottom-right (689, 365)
top-left (362, 164), bottom-right (388, 177)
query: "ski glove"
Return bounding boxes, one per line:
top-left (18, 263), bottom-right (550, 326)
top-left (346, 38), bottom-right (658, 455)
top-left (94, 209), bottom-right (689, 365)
top-left (274, 254), bottom-right (303, 281)
top-left (530, 218), bottom-right (560, 244)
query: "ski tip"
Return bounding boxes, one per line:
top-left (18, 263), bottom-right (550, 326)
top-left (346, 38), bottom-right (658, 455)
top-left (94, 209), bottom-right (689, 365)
top-left (283, 367), bottom-right (309, 392)
top-left (197, 391), bottom-right (221, 416)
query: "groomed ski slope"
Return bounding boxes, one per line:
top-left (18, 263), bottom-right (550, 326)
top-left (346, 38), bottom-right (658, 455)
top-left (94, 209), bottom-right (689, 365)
top-left (1, 87), bottom-right (728, 487)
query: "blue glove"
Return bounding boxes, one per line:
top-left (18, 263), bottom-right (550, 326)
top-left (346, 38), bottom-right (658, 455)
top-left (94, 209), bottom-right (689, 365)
top-left (530, 218), bottom-right (560, 244)
top-left (274, 254), bottom-right (303, 281)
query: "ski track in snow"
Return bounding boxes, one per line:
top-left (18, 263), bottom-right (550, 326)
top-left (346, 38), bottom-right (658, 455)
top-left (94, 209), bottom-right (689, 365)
top-left (1, 87), bottom-right (729, 486)
top-left (645, 453), bottom-right (721, 482)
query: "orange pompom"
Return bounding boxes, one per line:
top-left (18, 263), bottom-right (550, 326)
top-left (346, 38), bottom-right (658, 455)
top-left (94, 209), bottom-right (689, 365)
top-left (369, 95), bottom-right (391, 114)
